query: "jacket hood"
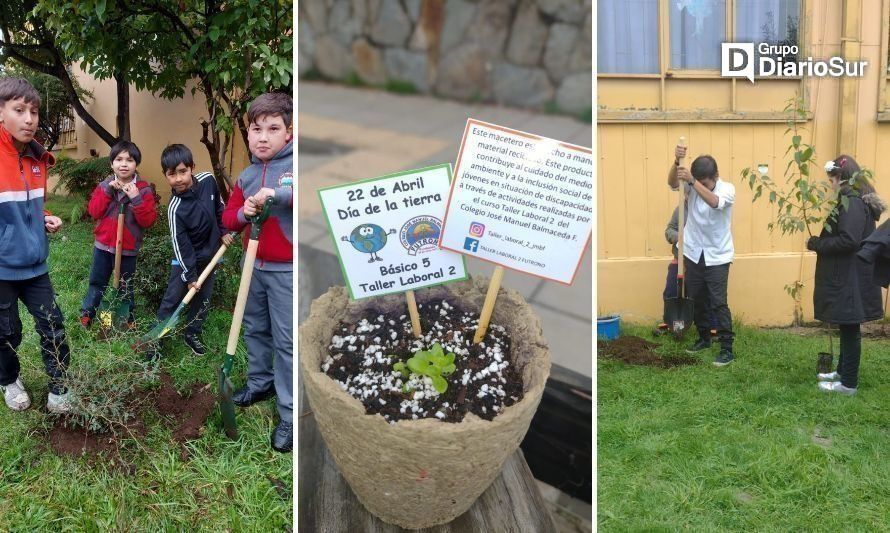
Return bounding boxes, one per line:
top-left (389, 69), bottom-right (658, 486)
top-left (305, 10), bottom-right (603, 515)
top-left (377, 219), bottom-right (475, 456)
top-left (250, 138), bottom-right (293, 165)
top-left (0, 126), bottom-right (54, 165)
top-left (862, 192), bottom-right (887, 220)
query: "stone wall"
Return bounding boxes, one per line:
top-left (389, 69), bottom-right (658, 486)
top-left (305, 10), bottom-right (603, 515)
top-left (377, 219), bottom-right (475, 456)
top-left (299, 0), bottom-right (591, 114)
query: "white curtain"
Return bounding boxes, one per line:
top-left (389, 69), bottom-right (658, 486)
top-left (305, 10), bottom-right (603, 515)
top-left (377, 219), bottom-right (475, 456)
top-left (598, 0), bottom-right (660, 74)
top-left (669, 0), bottom-right (726, 69)
top-left (736, 0), bottom-right (800, 62)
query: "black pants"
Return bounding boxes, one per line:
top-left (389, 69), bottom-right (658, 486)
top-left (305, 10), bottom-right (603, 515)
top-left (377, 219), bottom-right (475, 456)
top-left (837, 324), bottom-right (861, 388)
top-left (684, 254), bottom-right (734, 351)
top-left (0, 273), bottom-right (70, 394)
top-left (81, 247), bottom-right (137, 321)
top-left (155, 262), bottom-right (215, 336)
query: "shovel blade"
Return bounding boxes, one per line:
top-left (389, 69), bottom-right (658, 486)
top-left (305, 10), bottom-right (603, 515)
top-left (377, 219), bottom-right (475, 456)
top-left (664, 297), bottom-right (695, 337)
top-left (218, 367), bottom-right (238, 439)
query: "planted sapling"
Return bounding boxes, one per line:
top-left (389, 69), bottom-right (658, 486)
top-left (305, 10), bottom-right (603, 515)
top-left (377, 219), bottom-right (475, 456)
top-left (394, 343), bottom-right (457, 394)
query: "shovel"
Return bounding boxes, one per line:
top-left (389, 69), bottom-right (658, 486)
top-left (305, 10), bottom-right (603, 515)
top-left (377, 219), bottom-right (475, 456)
top-left (664, 136), bottom-right (694, 338)
top-left (133, 232), bottom-right (237, 353)
top-left (219, 197), bottom-right (273, 439)
top-left (817, 326), bottom-right (834, 374)
top-left (98, 203), bottom-right (129, 334)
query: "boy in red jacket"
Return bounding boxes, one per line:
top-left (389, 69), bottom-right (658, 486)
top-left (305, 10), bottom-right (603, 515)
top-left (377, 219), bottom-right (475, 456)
top-left (81, 141), bottom-right (157, 327)
top-left (0, 77), bottom-right (72, 413)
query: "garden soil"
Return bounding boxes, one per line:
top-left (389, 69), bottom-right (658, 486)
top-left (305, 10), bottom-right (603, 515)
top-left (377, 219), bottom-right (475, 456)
top-left (48, 371), bottom-right (216, 457)
top-left (599, 336), bottom-right (697, 368)
top-left (300, 277), bottom-right (551, 530)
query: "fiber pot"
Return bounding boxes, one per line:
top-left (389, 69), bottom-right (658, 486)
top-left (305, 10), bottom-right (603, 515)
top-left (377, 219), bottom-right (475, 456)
top-left (299, 276), bottom-right (551, 529)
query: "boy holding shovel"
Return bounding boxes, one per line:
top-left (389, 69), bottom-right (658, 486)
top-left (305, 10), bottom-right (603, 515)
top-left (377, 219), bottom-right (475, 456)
top-left (222, 93), bottom-right (293, 452)
top-left (0, 77), bottom-right (71, 413)
top-left (145, 144), bottom-right (234, 358)
top-left (668, 144), bottom-right (737, 366)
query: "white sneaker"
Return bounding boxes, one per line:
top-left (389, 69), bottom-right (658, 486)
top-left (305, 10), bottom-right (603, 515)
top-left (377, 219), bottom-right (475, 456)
top-left (46, 391), bottom-right (72, 414)
top-left (1, 378), bottom-right (31, 411)
top-left (818, 381), bottom-right (857, 395)
top-left (817, 371), bottom-right (840, 381)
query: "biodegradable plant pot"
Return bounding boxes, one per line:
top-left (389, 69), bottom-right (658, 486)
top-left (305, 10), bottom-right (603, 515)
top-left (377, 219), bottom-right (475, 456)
top-left (300, 276), bottom-right (551, 530)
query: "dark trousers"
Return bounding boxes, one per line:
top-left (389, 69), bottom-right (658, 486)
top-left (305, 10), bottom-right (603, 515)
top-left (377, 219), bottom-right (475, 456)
top-left (684, 254), bottom-right (734, 350)
top-left (663, 261), bottom-right (719, 329)
top-left (0, 273), bottom-right (70, 394)
top-left (155, 262), bottom-right (215, 336)
top-left (837, 324), bottom-right (861, 388)
top-left (81, 247), bottom-right (137, 321)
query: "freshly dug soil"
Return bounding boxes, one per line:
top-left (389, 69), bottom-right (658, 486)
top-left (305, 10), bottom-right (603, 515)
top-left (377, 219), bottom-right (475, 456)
top-left (599, 336), bottom-right (697, 368)
top-left (322, 300), bottom-right (524, 423)
top-left (47, 371), bottom-right (216, 457)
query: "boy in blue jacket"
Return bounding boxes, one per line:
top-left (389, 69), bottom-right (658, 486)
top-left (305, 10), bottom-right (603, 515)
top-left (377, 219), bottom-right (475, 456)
top-left (0, 77), bottom-right (71, 414)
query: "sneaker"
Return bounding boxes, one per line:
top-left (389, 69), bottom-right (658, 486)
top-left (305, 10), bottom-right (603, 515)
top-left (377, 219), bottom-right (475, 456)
top-left (817, 371), bottom-right (840, 381)
top-left (1, 378), bottom-right (31, 411)
top-left (686, 339), bottom-right (712, 353)
top-left (713, 350), bottom-right (734, 366)
top-left (80, 315), bottom-right (92, 329)
top-left (46, 391), bottom-right (72, 414)
top-left (818, 381), bottom-right (857, 395)
top-left (183, 334), bottom-right (207, 356)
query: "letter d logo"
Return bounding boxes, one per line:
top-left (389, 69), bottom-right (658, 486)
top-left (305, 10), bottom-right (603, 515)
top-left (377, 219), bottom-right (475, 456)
top-left (721, 43), bottom-right (755, 83)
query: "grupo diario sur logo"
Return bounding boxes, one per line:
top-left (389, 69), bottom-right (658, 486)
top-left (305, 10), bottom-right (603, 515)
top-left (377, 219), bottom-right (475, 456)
top-left (721, 43), bottom-right (867, 83)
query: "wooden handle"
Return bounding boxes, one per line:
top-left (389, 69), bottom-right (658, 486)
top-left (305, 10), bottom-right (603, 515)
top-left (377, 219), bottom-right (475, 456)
top-left (182, 242), bottom-right (230, 306)
top-left (226, 239), bottom-right (259, 355)
top-left (112, 212), bottom-right (125, 289)
top-left (406, 290), bottom-right (422, 338)
top-left (473, 266), bottom-right (505, 344)
top-left (677, 136), bottom-right (687, 284)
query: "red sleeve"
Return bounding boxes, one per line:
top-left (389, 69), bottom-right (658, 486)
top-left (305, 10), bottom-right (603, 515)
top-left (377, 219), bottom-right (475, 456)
top-left (222, 183), bottom-right (248, 232)
top-left (87, 184), bottom-right (112, 220)
top-left (131, 184), bottom-right (157, 228)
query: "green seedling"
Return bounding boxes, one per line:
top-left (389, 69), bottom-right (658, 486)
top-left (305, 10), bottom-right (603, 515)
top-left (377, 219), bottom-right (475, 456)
top-left (393, 343), bottom-right (457, 394)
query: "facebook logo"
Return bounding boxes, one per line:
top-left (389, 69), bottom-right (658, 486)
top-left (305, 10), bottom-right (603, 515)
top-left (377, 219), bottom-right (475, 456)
top-left (464, 237), bottom-right (480, 252)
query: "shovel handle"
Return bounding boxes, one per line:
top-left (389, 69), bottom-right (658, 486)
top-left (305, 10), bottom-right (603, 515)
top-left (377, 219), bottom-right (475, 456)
top-left (112, 205), bottom-right (126, 290)
top-left (226, 238), bottom-right (260, 355)
top-left (677, 136), bottom-right (687, 289)
top-left (181, 232), bottom-right (237, 306)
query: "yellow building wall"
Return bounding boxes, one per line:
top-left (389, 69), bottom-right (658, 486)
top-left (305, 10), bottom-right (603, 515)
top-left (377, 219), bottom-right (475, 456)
top-left (54, 66), bottom-right (250, 204)
top-left (598, 0), bottom-right (890, 326)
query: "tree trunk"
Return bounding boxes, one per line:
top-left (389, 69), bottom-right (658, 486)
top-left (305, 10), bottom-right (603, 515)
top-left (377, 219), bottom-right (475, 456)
top-left (114, 71), bottom-right (130, 142)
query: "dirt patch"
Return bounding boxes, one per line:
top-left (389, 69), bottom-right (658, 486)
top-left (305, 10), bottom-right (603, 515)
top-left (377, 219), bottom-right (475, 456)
top-left (599, 336), bottom-right (698, 368)
top-left (47, 371), bottom-right (215, 458)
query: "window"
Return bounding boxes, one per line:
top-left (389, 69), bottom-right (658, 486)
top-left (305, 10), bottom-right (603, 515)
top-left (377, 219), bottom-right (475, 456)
top-left (669, 0), bottom-right (726, 69)
top-left (597, 0), bottom-right (660, 74)
top-left (58, 112), bottom-right (76, 147)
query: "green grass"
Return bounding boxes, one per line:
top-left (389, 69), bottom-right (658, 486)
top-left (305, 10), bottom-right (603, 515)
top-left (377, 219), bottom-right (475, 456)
top-left (598, 323), bottom-right (890, 531)
top-left (0, 196), bottom-right (291, 530)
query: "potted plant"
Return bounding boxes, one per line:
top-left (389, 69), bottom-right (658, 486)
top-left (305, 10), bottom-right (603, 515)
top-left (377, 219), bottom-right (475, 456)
top-left (299, 276), bottom-right (551, 529)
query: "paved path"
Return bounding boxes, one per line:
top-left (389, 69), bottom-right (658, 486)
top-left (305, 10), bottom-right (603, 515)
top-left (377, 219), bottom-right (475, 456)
top-left (298, 82), bottom-right (592, 378)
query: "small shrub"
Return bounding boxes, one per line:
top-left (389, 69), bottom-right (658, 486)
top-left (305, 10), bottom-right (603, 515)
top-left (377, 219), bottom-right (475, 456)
top-left (52, 156), bottom-right (110, 200)
top-left (384, 79), bottom-right (418, 95)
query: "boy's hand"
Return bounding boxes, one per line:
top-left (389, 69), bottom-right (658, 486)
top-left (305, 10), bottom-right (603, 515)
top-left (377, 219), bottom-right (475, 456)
top-left (45, 215), bottom-right (63, 233)
top-left (675, 145), bottom-right (687, 161)
top-left (108, 179), bottom-right (123, 191)
top-left (676, 167), bottom-right (694, 184)
top-left (122, 182), bottom-right (139, 199)
top-left (243, 197), bottom-right (258, 217)
top-left (188, 281), bottom-right (201, 292)
top-left (221, 233), bottom-right (235, 246)
top-left (250, 188), bottom-right (276, 207)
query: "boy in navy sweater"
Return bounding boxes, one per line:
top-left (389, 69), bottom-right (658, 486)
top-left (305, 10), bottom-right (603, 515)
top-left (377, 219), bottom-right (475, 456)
top-left (153, 144), bottom-right (233, 356)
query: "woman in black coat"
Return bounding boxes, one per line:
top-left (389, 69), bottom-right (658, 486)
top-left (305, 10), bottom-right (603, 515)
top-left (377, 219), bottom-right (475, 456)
top-left (807, 155), bottom-right (886, 395)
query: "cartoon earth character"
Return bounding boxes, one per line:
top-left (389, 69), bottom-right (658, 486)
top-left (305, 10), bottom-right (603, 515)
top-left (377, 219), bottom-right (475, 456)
top-left (342, 224), bottom-right (396, 262)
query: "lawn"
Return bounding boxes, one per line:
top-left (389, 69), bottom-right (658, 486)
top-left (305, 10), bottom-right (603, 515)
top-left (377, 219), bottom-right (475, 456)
top-left (598, 323), bottom-right (890, 531)
top-left (0, 196), bottom-right (292, 530)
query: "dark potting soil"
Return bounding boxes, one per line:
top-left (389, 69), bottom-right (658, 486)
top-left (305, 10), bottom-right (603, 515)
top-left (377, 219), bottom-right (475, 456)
top-left (322, 300), bottom-right (525, 424)
top-left (599, 336), bottom-right (698, 368)
top-left (47, 372), bottom-right (216, 457)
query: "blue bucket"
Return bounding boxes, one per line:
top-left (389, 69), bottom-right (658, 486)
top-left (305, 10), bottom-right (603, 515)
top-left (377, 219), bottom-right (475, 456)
top-left (597, 315), bottom-right (620, 340)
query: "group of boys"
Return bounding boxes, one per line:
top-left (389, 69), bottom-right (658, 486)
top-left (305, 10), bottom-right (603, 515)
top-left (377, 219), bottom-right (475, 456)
top-left (0, 77), bottom-right (293, 452)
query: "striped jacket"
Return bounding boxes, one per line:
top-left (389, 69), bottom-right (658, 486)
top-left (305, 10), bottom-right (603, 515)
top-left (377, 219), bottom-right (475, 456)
top-left (87, 175), bottom-right (158, 256)
top-left (168, 171), bottom-right (226, 283)
top-left (0, 126), bottom-right (55, 280)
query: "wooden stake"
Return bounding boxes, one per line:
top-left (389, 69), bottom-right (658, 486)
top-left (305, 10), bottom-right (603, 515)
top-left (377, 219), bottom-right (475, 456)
top-left (474, 266), bottom-right (505, 344)
top-left (406, 290), bottom-right (422, 338)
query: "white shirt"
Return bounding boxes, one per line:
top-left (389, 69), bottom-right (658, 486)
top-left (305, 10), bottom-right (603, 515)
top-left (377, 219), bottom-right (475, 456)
top-left (678, 179), bottom-right (735, 266)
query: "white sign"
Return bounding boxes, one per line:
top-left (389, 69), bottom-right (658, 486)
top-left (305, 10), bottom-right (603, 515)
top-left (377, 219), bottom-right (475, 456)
top-left (319, 164), bottom-right (468, 299)
top-left (439, 119), bottom-right (592, 284)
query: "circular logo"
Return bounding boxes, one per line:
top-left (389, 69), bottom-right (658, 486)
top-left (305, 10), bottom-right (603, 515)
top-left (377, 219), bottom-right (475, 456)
top-left (278, 172), bottom-right (294, 188)
top-left (399, 215), bottom-right (442, 256)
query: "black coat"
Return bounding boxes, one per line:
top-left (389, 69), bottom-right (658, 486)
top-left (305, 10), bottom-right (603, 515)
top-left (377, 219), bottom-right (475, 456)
top-left (809, 190), bottom-right (885, 325)
top-left (858, 218), bottom-right (890, 287)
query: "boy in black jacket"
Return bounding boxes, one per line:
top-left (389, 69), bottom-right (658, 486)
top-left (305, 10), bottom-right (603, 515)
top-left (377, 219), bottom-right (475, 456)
top-left (154, 144), bottom-right (233, 356)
